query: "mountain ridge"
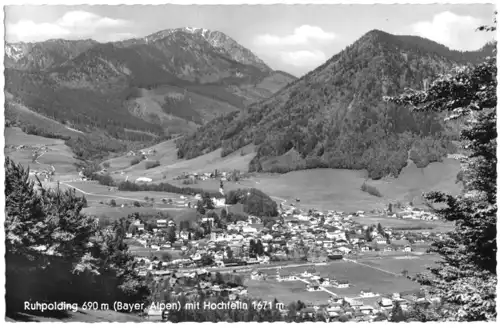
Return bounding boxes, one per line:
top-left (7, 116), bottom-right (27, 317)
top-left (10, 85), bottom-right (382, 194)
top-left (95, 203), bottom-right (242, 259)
top-left (5, 27), bottom-right (296, 161)
top-left (175, 29), bottom-right (494, 179)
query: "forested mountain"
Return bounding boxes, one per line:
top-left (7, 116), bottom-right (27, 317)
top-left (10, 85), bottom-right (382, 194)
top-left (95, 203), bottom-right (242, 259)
top-left (4, 28), bottom-right (296, 159)
top-left (5, 39), bottom-right (99, 71)
top-left (176, 30), bottom-right (494, 179)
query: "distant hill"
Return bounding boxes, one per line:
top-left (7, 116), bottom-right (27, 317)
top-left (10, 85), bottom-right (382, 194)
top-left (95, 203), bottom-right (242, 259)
top-left (176, 30), bottom-right (494, 179)
top-left (5, 39), bottom-right (99, 71)
top-left (4, 27), bottom-right (296, 161)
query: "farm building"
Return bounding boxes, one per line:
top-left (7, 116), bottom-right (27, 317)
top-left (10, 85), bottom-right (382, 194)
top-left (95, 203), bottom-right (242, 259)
top-left (136, 177), bottom-right (152, 183)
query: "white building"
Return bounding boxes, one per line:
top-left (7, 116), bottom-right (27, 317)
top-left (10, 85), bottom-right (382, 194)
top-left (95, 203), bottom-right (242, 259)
top-left (135, 177), bottom-right (152, 183)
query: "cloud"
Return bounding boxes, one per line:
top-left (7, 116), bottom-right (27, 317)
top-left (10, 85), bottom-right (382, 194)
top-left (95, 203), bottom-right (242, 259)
top-left (279, 50), bottom-right (327, 68)
top-left (7, 11), bottom-right (130, 42)
top-left (411, 11), bottom-right (488, 50)
top-left (254, 25), bottom-right (336, 47)
top-left (101, 32), bottom-right (138, 42)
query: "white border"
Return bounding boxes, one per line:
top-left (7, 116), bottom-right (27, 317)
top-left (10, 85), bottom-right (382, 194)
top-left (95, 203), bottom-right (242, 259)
top-left (1, 1), bottom-right (498, 328)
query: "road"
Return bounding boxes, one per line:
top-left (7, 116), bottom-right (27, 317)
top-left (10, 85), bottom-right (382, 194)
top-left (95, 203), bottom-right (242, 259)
top-left (294, 276), bottom-right (338, 297)
top-left (344, 258), bottom-right (400, 276)
top-left (60, 182), bottom-right (186, 211)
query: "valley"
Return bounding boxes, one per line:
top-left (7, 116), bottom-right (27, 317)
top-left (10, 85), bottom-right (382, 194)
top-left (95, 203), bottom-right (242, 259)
top-left (4, 9), bottom-right (495, 323)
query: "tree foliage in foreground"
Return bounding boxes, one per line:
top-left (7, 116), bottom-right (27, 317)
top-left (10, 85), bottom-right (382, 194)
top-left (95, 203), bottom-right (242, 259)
top-left (385, 23), bottom-right (496, 321)
top-left (4, 158), bottom-right (150, 315)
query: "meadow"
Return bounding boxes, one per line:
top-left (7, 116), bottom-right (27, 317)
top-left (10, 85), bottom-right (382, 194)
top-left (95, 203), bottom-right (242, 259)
top-left (358, 254), bottom-right (441, 276)
top-left (5, 127), bottom-right (79, 178)
top-left (245, 279), bottom-right (332, 305)
top-left (351, 215), bottom-right (454, 232)
top-left (258, 260), bottom-right (421, 299)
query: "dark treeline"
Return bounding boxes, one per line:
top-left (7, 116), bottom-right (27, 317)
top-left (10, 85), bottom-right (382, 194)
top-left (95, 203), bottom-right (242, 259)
top-left (225, 188), bottom-right (279, 217)
top-left (117, 180), bottom-right (222, 198)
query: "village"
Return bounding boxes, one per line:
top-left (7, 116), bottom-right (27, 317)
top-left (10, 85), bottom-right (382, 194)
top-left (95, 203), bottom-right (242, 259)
top-left (123, 193), bottom-right (444, 322)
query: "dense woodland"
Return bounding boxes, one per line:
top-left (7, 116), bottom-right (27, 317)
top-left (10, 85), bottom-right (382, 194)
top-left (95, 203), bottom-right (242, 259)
top-left (176, 31), bottom-right (493, 179)
top-left (225, 188), bottom-right (279, 217)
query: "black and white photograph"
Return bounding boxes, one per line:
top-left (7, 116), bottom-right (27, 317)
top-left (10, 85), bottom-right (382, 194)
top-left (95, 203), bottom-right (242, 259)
top-left (2, 0), bottom-right (497, 323)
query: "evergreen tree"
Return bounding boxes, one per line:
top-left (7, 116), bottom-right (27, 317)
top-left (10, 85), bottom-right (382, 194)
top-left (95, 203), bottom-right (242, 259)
top-left (390, 302), bottom-right (406, 322)
top-left (385, 22), bottom-right (497, 321)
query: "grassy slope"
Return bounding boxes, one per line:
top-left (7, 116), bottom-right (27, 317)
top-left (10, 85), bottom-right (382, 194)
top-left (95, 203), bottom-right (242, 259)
top-left (5, 94), bottom-right (84, 139)
top-left (4, 127), bottom-right (79, 177)
top-left (108, 141), bottom-right (256, 182)
top-left (104, 131), bottom-right (461, 213)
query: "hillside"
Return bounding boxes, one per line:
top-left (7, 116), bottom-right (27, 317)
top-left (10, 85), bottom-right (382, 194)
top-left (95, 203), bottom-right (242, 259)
top-left (5, 39), bottom-right (98, 71)
top-left (176, 30), bottom-right (493, 179)
top-left (5, 27), bottom-right (296, 161)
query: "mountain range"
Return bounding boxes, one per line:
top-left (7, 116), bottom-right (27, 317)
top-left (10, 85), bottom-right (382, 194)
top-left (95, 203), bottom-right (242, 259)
top-left (5, 27), bottom-right (296, 153)
top-left (176, 30), bottom-right (495, 179)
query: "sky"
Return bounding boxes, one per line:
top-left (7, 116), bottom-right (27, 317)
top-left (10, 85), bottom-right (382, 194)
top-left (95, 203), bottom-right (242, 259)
top-left (5, 4), bottom-right (496, 76)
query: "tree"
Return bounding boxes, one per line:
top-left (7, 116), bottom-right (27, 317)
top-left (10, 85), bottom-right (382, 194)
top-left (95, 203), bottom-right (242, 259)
top-left (255, 240), bottom-right (265, 256)
top-left (196, 200), bottom-right (205, 215)
top-left (161, 253), bottom-right (172, 262)
top-left (4, 157), bottom-right (150, 315)
top-left (249, 239), bottom-right (256, 256)
top-left (203, 193), bottom-right (215, 210)
top-left (385, 22), bottom-right (497, 321)
top-left (226, 247), bottom-right (233, 260)
top-left (390, 302), bottom-right (406, 322)
top-left (110, 199), bottom-right (117, 207)
top-left (166, 227), bottom-right (177, 243)
top-left (128, 224), bottom-right (138, 235)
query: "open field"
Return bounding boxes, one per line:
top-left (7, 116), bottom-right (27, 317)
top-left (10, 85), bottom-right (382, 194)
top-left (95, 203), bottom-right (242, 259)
top-left (245, 279), bottom-right (333, 305)
top-left (81, 206), bottom-right (187, 220)
top-left (358, 254), bottom-right (441, 276)
top-left (5, 127), bottom-right (80, 177)
top-left (108, 143), bottom-right (256, 183)
top-left (258, 260), bottom-right (421, 298)
top-left (59, 181), bottom-right (197, 205)
top-left (209, 158), bottom-right (460, 213)
top-left (351, 215), bottom-right (454, 232)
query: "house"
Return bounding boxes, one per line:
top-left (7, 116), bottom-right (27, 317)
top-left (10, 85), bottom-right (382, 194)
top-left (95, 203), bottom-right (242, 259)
top-left (374, 236), bottom-right (387, 244)
top-left (345, 298), bottom-right (363, 309)
top-left (242, 226), bottom-right (257, 234)
top-left (250, 271), bottom-right (265, 280)
top-left (360, 290), bottom-right (378, 298)
top-left (320, 279), bottom-right (333, 287)
top-left (336, 280), bottom-right (350, 288)
top-left (157, 219), bottom-right (167, 228)
top-left (179, 231), bottom-right (190, 240)
top-left (384, 246), bottom-right (394, 252)
top-left (360, 245), bottom-right (371, 252)
top-left (135, 177), bottom-right (152, 183)
top-left (132, 220), bottom-right (145, 231)
top-left (360, 305), bottom-right (375, 315)
top-left (213, 197), bottom-right (227, 208)
top-left (306, 283), bottom-right (321, 292)
top-left (191, 253), bottom-right (202, 261)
